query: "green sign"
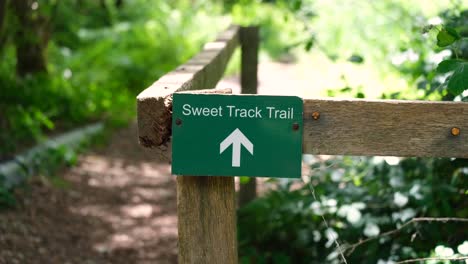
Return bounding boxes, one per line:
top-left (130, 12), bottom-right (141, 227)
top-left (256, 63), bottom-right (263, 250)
top-left (171, 93), bottom-right (303, 178)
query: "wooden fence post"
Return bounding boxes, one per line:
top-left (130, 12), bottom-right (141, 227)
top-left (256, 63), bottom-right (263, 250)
top-left (137, 25), bottom-right (240, 264)
top-left (175, 89), bottom-right (238, 264)
top-left (239, 26), bottom-right (259, 207)
top-left (177, 176), bottom-right (237, 264)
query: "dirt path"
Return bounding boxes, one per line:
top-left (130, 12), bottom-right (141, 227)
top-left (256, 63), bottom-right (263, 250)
top-left (0, 62), bottom-right (311, 264)
top-left (1, 123), bottom-right (177, 264)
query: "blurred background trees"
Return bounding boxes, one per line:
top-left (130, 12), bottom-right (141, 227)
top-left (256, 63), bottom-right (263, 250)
top-left (0, 0), bottom-right (227, 160)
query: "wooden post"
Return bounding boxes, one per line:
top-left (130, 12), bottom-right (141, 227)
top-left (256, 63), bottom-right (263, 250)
top-left (136, 26), bottom-right (241, 264)
top-left (175, 89), bottom-right (238, 263)
top-left (240, 26), bottom-right (259, 94)
top-left (177, 176), bottom-right (237, 263)
top-left (239, 26), bottom-right (259, 207)
top-left (175, 90), bottom-right (237, 264)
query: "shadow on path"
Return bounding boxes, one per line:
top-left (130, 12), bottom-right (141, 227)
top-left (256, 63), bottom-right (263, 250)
top-left (0, 122), bottom-right (177, 264)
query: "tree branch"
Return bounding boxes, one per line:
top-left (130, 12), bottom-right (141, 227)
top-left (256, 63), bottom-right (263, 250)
top-left (343, 217), bottom-right (468, 255)
top-left (396, 256), bottom-right (468, 264)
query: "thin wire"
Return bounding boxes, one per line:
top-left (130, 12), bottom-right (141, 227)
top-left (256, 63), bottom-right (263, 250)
top-left (303, 157), bottom-right (348, 264)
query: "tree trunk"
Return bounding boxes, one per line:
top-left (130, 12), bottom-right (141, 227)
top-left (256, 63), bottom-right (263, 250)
top-left (0, 0), bottom-right (8, 52)
top-left (11, 0), bottom-right (49, 77)
top-left (115, 0), bottom-right (123, 8)
top-left (0, 0), bottom-right (6, 33)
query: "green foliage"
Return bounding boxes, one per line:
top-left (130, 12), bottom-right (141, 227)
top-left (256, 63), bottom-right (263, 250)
top-left (238, 157), bottom-right (468, 263)
top-left (232, 3), bottom-right (468, 263)
top-left (431, 23), bottom-right (468, 96)
top-left (394, 8), bottom-right (468, 99)
top-left (0, 145), bottom-right (76, 209)
top-left (0, 179), bottom-right (16, 209)
top-left (0, 0), bottom-right (226, 160)
top-left (437, 59), bottom-right (468, 95)
top-left (436, 27), bottom-right (461, 47)
top-left (436, 59), bottom-right (464, 73)
top-left (446, 64), bottom-right (468, 95)
top-left (230, 1), bottom-right (308, 59)
top-left (1, 0), bottom-right (228, 207)
top-left (0, 124), bottom-right (108, 208)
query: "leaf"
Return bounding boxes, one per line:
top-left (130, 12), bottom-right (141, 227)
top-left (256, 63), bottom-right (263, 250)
top-left (447, 64), bottom-right (468, 95)
top-left (340, 87), bottom-right (352, 92)
top-left (446, 27), bottom-right (461, 39)
top-left (239, 176), bottom-right (251, 184)
top-left (348, 54), bottom-right (364, 64)
top-left (292, 0), bottom-right (302, 11)
top-left (436, 59), bottom-right (463, 73)
top-left (305, 39), bottom-right (314, 51)
top-left (436, 59), bottom-right (468, 95)
top-left (436, 27), bottom-right (461, 47)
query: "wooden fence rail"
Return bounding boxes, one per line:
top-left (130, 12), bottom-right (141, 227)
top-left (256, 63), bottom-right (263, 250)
top-left (304, 98), bottom-right (468, 158)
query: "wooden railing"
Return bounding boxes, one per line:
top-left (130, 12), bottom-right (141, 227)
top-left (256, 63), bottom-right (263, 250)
top-left (137, 25), bottom-right (467, 264)
top-left (137, 25), bottom-right (258, 264)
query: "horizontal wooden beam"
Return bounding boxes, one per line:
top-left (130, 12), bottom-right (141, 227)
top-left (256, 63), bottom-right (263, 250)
top-left (137, 25), bottom-right (240, 147)
top-left (303, 98), bottom-right (468, 158)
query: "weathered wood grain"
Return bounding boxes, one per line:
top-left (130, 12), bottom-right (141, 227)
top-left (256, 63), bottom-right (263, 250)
top-left (137, 25), bottom-right (239, 147)
top-left (177, 88), bottom-right (236, 264)
top-left (303, 98), bottom-right (468, 158)
top-left (177, 176), bottom-right (237, 264)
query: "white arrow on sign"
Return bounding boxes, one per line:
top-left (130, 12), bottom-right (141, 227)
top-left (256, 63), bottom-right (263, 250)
top-left (219, 128), bottom-right (254, 167)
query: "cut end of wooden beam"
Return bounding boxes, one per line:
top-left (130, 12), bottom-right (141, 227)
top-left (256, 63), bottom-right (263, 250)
top-left (137, 93), bottom-right (173, 147)
top-left (136, 25), bottom-right (239, 148)
top-left (137, 88), bottom-right (233, 147)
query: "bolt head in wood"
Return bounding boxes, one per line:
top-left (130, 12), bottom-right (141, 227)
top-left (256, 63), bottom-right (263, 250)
top-left (451, 127), bottom-right (460, 136)
top-left (312, 111), bottom-right (320, 120)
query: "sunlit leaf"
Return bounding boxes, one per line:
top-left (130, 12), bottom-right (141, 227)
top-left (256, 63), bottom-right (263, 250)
top-left (436, 59), bottom-right (468, 96)
top-left (305, 39), bottom-right (314, 51)
top-left (447, 63), bottom-right (468, 96)
top-left (436, 27), bottom-right (461, 47)
top-left (436, 59), bottom-right (463, 73)
top-left (356, 92), bottom-right (365, 98)
top-left (292, 0), bottom-right (302, 11)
